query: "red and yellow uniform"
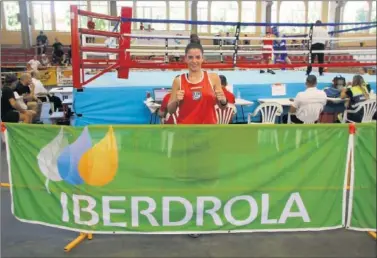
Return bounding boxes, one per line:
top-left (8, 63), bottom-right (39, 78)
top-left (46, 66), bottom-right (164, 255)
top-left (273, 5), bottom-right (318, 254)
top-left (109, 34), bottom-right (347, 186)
top-left (177, 71), bottom-right (217, 124)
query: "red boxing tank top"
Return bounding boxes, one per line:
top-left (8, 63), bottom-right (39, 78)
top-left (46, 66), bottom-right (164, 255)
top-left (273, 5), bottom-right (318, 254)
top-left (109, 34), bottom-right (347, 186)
top-left (263, 35), bottom-right (273, 49)
top-left (177, 71), bottom-right (217, 124)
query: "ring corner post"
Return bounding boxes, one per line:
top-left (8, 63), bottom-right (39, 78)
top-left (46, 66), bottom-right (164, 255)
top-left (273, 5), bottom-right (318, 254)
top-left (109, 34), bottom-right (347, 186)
top-left (70, 5), bottom-right (81, 89)
top-left (118, 7), bottom-right (132, 79)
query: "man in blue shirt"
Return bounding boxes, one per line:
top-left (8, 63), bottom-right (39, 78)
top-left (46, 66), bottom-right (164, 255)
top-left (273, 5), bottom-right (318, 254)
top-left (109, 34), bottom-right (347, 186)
top-left (272, 27), bottom-right (291, 68)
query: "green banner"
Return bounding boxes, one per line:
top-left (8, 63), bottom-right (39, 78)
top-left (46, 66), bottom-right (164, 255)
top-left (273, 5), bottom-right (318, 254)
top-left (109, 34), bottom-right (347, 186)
top-left (347, 123), bottom-right (376, 231)
top-left (5, 123), bottom-right (349, 233)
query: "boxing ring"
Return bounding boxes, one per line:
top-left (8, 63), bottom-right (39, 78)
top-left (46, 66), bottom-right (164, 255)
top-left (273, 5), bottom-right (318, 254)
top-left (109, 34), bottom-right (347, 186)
top-left (70, 6), bottom-right (376, 125)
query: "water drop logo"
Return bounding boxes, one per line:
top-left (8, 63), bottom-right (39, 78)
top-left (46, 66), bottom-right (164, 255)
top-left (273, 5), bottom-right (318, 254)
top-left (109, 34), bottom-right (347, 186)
top-left (37, 126), bottom-right (118, 193)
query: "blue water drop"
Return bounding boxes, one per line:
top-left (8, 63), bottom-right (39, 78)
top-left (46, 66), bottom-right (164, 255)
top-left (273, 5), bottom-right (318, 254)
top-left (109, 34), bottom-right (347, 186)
top-left (57, 127), bottom-right (92, 185)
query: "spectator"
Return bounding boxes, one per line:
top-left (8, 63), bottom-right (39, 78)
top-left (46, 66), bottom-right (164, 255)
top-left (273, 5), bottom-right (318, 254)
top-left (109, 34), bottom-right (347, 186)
top-left (219, 75), bottom-right (235, 104)
top-left (158, 93), bottom-right (175, 124)
top-left (52, 40), bottom-right (65, 65)
top-left (36, 31), bottom-right (48, 55)
top-left (284, 75), bottom-right (327, 123)
top-left (27, 56), bottom-right (41, 71)
top-left (338, 75), bottom-right (370, 123)
top-left (52, 38), bottom-right (63, 54)
top-left (40, 54), bottom-right (50, 67)
top-left (358, 67), bottom-right (371, 92)
top-left (31, 71), bottom-right (48, 98)
top-left (1, 74), bottom-right (35, 123)
top-left (321, 76), bottom-right (347, 123)
top-left (15, 73), bottom-right (41, 116)
top-left (244, 34), bottom-right (250, 46)
top-left (64, 45), bottom-right (72, 66)
top-left (87, 18), bottom-right (95, 43)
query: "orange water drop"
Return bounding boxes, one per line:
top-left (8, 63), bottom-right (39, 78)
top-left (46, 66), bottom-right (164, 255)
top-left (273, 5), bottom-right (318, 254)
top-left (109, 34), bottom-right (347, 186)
top-left (78, 127), bottom-right (118, 186)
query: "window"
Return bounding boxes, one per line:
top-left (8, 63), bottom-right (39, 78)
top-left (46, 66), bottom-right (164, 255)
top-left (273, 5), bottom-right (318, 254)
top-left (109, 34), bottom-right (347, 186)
top-left (0, 2), bottom-right (3, 30)
top-left (211, 1), bottom-right (238, 33)
top-left (308, 1), bottom-right (322, 23)
top-left (169, 1), bottom-right (185, 30)
top-left (342, 1), bottom-right (369, 32)
top-left (4, 1), bottom-right (21, 31)
top-left (370, 1), bottom-right (376, 33)
top-left (279, 1), bottom-right (306, 34)
top-left (136, 1), bottom-right (166, 30)
top-left (241, 1), bottom-right (256, 33)
top-left (90, 1), bottom-right (110, 31)
top-left (32, 1), bottom-right (52, 31)
top-left (197, 1), bottom-right (208, 33)
top-left (55, 1), bottom-right (87, 31)
top-left (117, 1), bottom-right (133, 16)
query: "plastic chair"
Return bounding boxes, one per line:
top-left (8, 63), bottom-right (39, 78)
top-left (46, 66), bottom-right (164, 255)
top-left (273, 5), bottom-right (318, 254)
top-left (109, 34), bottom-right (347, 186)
top-left (341, 100), bottom-right (377, 123)
top-left (161, 110), bottom-right (179, 158)
top-left (215, 104), bottom-right (236, 124)
top-left (248, 103), bottom-right (283, 152)
top-left (248, 102), bottom-right (283, 124)
top-left (287, 111), bottom-right (321, 149)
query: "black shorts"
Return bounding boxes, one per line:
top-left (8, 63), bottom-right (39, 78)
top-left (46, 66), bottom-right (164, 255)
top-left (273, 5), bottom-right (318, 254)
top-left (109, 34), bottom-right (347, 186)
top-left (2, 110), bottom-right (20, 123)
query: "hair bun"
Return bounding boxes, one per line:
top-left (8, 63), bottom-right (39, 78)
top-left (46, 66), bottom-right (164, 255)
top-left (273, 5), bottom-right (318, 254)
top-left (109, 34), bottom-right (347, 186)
top-left (190, 33), bottom-right (201, 44)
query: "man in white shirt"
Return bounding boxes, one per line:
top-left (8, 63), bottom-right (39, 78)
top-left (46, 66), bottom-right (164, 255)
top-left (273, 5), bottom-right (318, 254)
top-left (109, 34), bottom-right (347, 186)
top-left (287, 75), bottom-right (327, 123)
top-left (31, 71), bottom-right (48, 96)
top-left (306, 20), bottom-right (328, 76)
top-left (27, 56), bottom-right (41, 71)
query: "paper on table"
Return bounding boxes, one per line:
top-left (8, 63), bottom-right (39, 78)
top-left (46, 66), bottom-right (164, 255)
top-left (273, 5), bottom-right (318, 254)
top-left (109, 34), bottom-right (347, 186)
top-left (271, 83), bottom-right (286, 96)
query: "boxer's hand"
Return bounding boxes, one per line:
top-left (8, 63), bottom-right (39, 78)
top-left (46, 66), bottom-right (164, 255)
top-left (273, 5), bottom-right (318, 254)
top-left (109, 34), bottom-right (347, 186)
top-left (215, 88), bottom-right (226, 103)
top-left (177, 90), bottom-right (184, 101)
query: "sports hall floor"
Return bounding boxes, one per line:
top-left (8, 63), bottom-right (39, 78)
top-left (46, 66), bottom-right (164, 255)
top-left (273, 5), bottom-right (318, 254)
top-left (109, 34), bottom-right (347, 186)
top-left (1, 144), bottom-right (375, 257)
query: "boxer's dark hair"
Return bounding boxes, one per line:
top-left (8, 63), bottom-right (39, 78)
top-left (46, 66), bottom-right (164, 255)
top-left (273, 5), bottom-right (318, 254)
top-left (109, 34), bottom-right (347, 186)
top-left (185, 42), bottom-right (204, 54)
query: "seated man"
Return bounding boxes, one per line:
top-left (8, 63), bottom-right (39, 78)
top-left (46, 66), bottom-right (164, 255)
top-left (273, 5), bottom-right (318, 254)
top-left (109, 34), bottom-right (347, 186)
top-left (158, 92), bottom-right (176, 124)
top-left (321, 75), bottom-right (347, 123)
top-left (219, 75), bottom-right (235, 104)
top-left (284, 75), bottom-right (327, 123)
top-left (1, 74), bottom-right (35, 123)
top-left (27, 56), bottom-right (41, 71)
top-left (41, 54), bottom-right (51, 67)
top-left (31, 71), bottom-right (48, 101)
top-left (15, 73), bottom-right (41, 120)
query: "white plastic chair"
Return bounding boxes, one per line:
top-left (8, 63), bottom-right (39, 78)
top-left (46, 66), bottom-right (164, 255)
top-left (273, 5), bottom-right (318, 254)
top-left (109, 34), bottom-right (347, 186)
top-left (341, 100), bottom-right (377, 123)
top-left (161, 110), bottom-right (179, 158)
top-left (286, 111), bottom-right (321, 149)
top-left (248, 103), bottom-right (283, 152)
top-left (247, 103), bottom-right (283, 124)
top-left (215, 104), bottom-right (236, 124)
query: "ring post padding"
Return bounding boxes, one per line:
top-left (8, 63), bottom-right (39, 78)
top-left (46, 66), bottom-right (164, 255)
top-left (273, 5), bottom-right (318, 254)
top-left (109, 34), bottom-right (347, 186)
top-left (232, 23), bottom-right (241, 68)
top-left (118, 6), bottom-right (132, 79)
top-left (307, 23), bottom-right (314, 70)
top-left (164, 39), bottom-right (169, 64)
top-left (70, 5), bottom-right (81, 89)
